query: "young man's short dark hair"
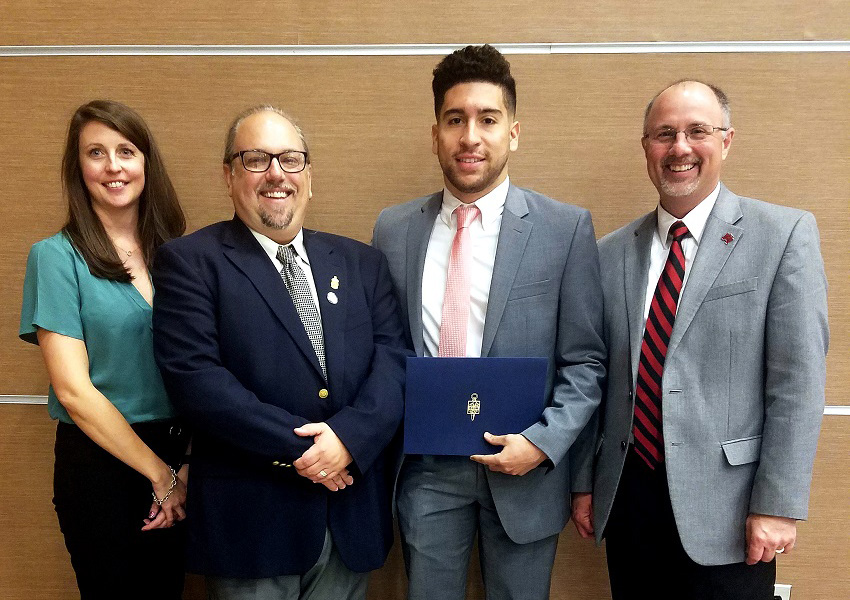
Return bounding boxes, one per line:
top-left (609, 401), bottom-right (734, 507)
top-left (432, 44), bottom-right (517, 117)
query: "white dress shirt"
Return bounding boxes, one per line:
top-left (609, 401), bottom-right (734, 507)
top-left (641, 183), bottom-right (721, 324)
top-left (249, 227), bottom-right (322, 318)
top-left (421, 177), bottom-right (510, 358)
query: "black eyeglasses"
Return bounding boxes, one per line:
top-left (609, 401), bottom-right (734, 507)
top-left (228, 150), bottom-right (309, 173)
top-left (644, 125), bottom-right (729, 145)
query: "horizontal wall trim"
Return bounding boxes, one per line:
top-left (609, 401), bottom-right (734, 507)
top-left (0, 41), bottom-right (848, 58)
top-left (0, 395), bottom-right (47, 405)
top-left (1, 395), bottom-right (849, 415)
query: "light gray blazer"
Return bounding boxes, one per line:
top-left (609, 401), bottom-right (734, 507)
top-left (373, 185), bottom-right (606, 544)
top-left (579, 184), bottom-right (828, 565)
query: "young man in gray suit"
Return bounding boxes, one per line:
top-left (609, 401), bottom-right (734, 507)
top-left (571, 80), bottom-right (828, 599)
top-left (372, 45), bottom-right (606, 600)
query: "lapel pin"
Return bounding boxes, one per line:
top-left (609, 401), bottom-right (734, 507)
top-left (330, 276), bottom-right (340, 290)
top-left (721, 233), bottom-right (734, 245)
top-left (327, 291), bottom-right (338, 305)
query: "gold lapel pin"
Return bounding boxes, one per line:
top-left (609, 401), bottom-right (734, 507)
top-left (330, 276), bottom-right (340, 290)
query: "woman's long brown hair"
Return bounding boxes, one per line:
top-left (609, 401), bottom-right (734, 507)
top-left (61, 100), bottom-right (185, 282)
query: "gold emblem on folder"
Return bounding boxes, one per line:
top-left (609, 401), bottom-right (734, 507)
top-left (467, 393), bottom-right (480, 421)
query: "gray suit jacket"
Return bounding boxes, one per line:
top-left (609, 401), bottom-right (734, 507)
top-left (373, 184), bottom-right (606, 544)
top-left (579, 184), bottom-right (828, 565)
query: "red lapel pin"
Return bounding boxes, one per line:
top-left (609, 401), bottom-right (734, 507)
top-left (721, 233), bottom-right (734, 245)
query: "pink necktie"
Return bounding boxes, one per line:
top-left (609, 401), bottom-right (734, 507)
top-left (438, 204), bottom-right (480, 357)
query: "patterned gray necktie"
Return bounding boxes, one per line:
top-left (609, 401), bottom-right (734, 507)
top-left (276, 245), bottom-right (326, 379)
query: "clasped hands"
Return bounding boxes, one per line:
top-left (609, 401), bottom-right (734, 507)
top-left (143, 464), bottom-right (189, 531)
top-left (470, 432), bottom-right (546, 476)
top-left (293, 422), bottom-right (354, 492)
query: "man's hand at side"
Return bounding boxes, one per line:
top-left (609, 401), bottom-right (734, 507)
top-left (571, 492), bottom-right (595, 539)
top-left (745, 513), bottom-right (796, 564)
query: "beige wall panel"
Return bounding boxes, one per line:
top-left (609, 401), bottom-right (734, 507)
top-left (0, 405), bottom-right (75, 599)
top-left (297, 1), bottom-right (850, 45)
top-left (3, 404), bottom-right (846, 599)
top-left (0, 1), bottom-right (301, 46)
top-left (1, 1), bottom-right (848, 45)
top-left (1, 53), bottom-right (846, 404)
top-left (777, 417), bottom-right (850, 599)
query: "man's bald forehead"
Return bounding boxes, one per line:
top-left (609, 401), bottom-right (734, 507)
top-left (643, 79), bottom-right (732, 131)
top-left (224, 105), bottom-right (309, 163)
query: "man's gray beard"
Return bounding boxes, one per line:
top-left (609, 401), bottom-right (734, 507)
top-left (259, 207), bottom-right (293, 230)
top-left (659, 176), bottom-right (699, 199)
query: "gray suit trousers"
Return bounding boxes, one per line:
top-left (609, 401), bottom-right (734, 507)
top-left (207, 530), bottom-right (367, 600)
top-left (397, 456), bottom-right (559, 600)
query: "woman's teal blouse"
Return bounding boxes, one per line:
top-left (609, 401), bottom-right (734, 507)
top-left (20, 232), bottom-right (175, 424)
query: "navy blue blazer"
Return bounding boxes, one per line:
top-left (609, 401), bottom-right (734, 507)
top-left (152, 217), bottom-right (407, 578)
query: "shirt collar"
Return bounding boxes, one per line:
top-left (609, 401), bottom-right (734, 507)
top-left (655, 182), bottom-right (720, 247)
top-left (248, 227), bottom-right (310, 265)
top-left (439, 177), bottom-right (509, 232)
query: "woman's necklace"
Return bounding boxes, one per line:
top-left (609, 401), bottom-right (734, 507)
top-left (111, 239), bottom-right (139, 258)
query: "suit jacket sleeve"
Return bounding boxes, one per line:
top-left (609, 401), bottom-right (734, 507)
top-left (324, 252), bottom-right (408, 475)
top-left (569, 406), bottom-right (601, 493)
top-left (152, 241), bottom-right (313, 463)
top-left (750, 211), bottom-right (828, 519)
top-left (522, 209), bottom-right (607, 468)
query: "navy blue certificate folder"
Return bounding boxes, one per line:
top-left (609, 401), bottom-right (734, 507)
top-left (404, 357), bottom-right (549, 456)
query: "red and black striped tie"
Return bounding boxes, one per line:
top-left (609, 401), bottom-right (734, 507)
top-left (633, 221), bottom-right (689, 470)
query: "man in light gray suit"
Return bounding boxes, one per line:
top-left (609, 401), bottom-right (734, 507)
top-left (372, 45), bottom-right (606, 600)
top-left (571, 80), bottom-right (828, 599)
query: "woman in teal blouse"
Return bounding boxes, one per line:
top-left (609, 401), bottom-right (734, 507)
top-left (20, 100), bottom-right (187, 599)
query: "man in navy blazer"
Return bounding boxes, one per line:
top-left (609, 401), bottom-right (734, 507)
top-left (152, 106), bottom-right (407, 599)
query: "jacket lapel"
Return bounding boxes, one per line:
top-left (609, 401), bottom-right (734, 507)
top-left (626, 213), bottom-right (656, 389)
top-left (305, 231), bottom-right (345, 387)
top-left (406, 194), bottom-right (442, 356)
top-left (481, 185), bottom-right (532, 357)
top-left (667, 185), bottom-right (744, 356)
top-left (221, 218), bottom-right (326, 381)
